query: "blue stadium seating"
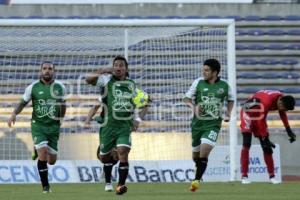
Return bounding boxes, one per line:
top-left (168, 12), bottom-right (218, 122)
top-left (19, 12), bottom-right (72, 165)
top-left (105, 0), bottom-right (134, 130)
top-left (282, 72), bottom-right (300, 79)
top-left (280, 59), bottom-right (298, 65)
top-left (287, 29), bottom-right (300, 35)
top-left (282, 87), bottom-right (300, 93)
top-left (247, 44), bottom-right (265, 50)
top-left (266, 29), bottom-right (286, 36)
top-left (287, 44), bottom-right (300, 50)
top-left (284, 15), bottom-right (300, 21)
top-left (267, 44), bottom-right (286, 50)
top-left (247, 29), bottom-right (265, 36)
top-left (261, 72), bottom-right (282, 79)
top-left (263, 15), bottom-right (283, 21)
top-left (244, 15), bottom-right (261, 21)
top-left (226, 15), bottom-right (244, 21)
top-left (237, 59), bottom-right (258, 65)
top-left (238, 72), bottom-right (261, 79)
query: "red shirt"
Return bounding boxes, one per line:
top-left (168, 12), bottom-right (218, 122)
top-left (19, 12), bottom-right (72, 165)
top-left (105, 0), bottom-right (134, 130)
top-left (249, 90), bottom-right (289, 128)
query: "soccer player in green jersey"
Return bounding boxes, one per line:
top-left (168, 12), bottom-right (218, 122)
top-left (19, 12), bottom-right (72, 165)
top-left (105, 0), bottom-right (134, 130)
top-left (7, 61), bottom-right (66, 193)
top-left (86, 56), bottom-right (148, 195)
top-left (183, 59), bottom-right (234, 192)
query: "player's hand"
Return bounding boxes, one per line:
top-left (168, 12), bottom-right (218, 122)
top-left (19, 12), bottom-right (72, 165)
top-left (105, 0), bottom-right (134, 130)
top-left (132, 118), bottom-right (141, 132)
top-left (83, 121), bottom-right (91, 128)
top-left (7, 114), bottom-right (16, 128)
top-left (194, 105), bottom-right (203, 117)
top-left (261, 137), bottom-right (276, 149)
top-left (286, 127), bottom-right (296, 143)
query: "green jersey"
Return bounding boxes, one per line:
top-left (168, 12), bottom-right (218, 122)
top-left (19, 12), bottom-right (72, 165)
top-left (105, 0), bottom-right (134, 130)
top-left (97, 74), bottom-right (136, 129)
top-left (22, 80), bottom-right (66, 124)
top-left (185, 77), bottom-right (234, 130)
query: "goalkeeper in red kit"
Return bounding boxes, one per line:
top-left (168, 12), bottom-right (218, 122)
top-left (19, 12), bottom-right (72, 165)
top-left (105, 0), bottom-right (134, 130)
top-left (240, 90), bottom-right (296, 184)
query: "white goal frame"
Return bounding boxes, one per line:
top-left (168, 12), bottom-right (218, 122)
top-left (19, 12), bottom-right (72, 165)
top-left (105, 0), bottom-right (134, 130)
top-left (0, 19), bottom-right (237, 181)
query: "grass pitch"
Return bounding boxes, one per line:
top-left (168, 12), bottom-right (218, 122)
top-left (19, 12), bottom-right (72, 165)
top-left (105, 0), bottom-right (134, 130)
top-left (2, 182), bottom-right (300, 200)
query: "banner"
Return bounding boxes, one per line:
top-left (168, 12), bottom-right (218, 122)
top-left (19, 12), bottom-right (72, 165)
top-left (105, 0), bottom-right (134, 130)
top-left (0, 145), bottom-right (281, 184)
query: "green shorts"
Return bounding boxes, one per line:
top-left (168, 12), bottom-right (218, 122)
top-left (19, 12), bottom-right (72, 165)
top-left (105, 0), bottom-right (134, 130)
top-left (99, 125), bottom-right (131, 155)
top-left (191, 127), bottom-right (220, 151)
top-left (31, 120), bottom-right (60, 154)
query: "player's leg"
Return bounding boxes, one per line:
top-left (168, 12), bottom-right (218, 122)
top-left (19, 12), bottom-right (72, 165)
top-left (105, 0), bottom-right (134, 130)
top-left (115, 133), bottom-right (131, 195)
top-left (98, 147), bottom-right (118, 192)
top-left (258, 135), bottom-right (280, 184)
top-left (190, 129), bottom-right (201, 192)
top-left (32, 124), bottom-right (51, 193)
top-left (240, 133), bottom-right (252, 184)
top-left (240, 109), bottom-right (253, 184)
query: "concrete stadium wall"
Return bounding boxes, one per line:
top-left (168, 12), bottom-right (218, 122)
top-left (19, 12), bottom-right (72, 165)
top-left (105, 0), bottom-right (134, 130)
top-left (0, 3), bottom-right (300, 17)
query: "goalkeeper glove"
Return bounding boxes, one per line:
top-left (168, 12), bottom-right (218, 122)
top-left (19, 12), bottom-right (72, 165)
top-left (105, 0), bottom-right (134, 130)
top-left (286, 127), bottom-right (296, 143)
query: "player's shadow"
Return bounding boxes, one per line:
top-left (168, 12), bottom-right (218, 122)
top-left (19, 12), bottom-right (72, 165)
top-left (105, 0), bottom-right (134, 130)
top-left (0, 130), bottom-right (31, 160)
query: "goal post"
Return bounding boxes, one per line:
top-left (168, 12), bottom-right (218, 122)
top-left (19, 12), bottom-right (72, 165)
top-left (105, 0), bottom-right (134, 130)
top-left (0, 19), bottom-right (237, 181)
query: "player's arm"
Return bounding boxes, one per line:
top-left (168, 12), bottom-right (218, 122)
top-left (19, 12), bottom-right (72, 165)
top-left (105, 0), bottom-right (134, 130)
top-left (84, 104), bottom-right (101, 127)
top-left (8, 84), bottom-right (32, 127)
top-left (183, 79), bottom-right (199, 115)
top-left (224, 101), bottom-right (234, 122)
top-left (7, 100), bottom-right (28, 127)
top-left (86, 68), bottom-right (112, 85)
top-left (132, 96), bottom-right (151, 131)
top-left (279, 111), bottom-right (296, 143)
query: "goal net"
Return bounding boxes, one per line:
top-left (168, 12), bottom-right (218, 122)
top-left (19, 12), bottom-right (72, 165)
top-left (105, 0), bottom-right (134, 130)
top-left (0, 19), bottom-right (237, 180)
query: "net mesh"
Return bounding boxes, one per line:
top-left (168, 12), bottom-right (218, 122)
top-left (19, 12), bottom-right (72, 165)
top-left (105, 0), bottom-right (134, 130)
top-left (0, 25), bottom-right (229, 160)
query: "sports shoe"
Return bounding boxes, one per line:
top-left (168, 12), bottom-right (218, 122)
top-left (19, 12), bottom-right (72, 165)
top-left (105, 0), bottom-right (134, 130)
top-left (270, 177), bottom-right (281, 184)
top-left (241, 177), bottom-right (251, 184)
top-left (116, 185), bottom-right (127, 195)
top-left (31, 147), bottom-right (38, 160)
top-left (189, 180), bottom-right (200, 192)
top-left (105, 183), bottom-right (113, 192)
top-left (42, 186), bottom-right (52, 193)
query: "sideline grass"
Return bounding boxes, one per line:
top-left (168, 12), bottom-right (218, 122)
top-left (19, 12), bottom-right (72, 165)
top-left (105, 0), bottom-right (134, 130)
top-left (2, 182), bottom-right (300, 200)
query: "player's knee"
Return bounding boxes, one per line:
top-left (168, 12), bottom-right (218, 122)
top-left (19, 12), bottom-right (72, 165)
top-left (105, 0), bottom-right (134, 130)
top-left (242, 133), bottom-right (252, 148)
top-left (262, 146), bottom-right (273, 154)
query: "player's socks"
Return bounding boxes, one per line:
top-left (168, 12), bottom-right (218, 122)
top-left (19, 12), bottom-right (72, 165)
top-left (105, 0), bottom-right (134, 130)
top-left (37, 160), bottom-right (49, 188)
top-left (103, 156), bottom-right (118, 184)
top-left (263, 153), bottom-right (275, 177)
top-left (241, 146), bottom-right (250, 177)
top-left (118, 162), bottom-right (129, 186)
top-left (103, 163), bottom-right (113, 184)
top-left (195, 157), bottom-right (208, 180)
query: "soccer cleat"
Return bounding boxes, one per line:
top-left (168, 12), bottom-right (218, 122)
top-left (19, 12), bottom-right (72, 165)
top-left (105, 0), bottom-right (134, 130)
top-left (31, 147), bottom-right (38, 160)
top-left (105, 183), bottom-right (113, 192)
top-left (116, 185), bottom-right (127, 195)
top-left (241, 177), bottom-right (251, 184)
top-left (189, 180), bottom-right (200, 192)
top-left (270, 177), bottom-right (281, 184)
top-left (42, 186), bottom-right (52, 193)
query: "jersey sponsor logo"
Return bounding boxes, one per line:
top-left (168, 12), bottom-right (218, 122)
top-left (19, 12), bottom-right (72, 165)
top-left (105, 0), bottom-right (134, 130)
top-left (198, 95), bottom-right (222, 119)
top-left (217, 88), bottom-right (224, 94)
top-left (35, 99), bottom-right (58, 119)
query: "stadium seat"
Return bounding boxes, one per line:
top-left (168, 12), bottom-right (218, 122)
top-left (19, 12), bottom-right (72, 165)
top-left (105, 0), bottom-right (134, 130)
top-left (125, 16), bottom-right (142, 19)
top-left (236, 44), bottom-right (248, 50)
top-left (226, 15), bottom-right (244, 21)
top-left (238, 87), bottom-right (258, 94)
top-left (287, 44), bottom-right (300, 50)
top-left (184, 16), bottom-right (202, 19)
top-left (235, 30), bottom-right (248, 36)
top-left (261, 72), bottom-right (282, 79)
top-left (282, 72), bottom-right (300, 79)
top-left (204, 15), bottom-right (221, 19)
top-left (247, 29), bottom-right (265, 36)
top-left (244, 15), bottom-right (261, 21)
top-left (237, 72), bottom-right (261, 79)
top-left (87, 16), bottom-right (103, 19)
top-left (282, 87), bottom-right (300, 93)
top-left (145, 16), bottom-right (162, 19)
top-left (263, 15), bottom-right (282, 21)
top-left (267, 44), bottom-right (286, 50)
top-left (237, 59), bottom-right (258, 65)
top-left (266, 29), bottom-right (286, 36)
top-left (247, 44), bottom-right (265, 50)
top-left (165, 16), bottom-right (182, 19)
top-left (286, 29), bottom-right (300, 35)
top-left (280, 59), bottom-right (299, 65)
top-left (259, 59), bottom-right (280, 65)
top-left (284, 15), bottom-right (300, 21)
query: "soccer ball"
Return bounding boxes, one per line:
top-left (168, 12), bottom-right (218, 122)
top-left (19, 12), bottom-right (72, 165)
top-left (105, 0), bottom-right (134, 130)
top-left (132, 88), bottom-right (149, 108)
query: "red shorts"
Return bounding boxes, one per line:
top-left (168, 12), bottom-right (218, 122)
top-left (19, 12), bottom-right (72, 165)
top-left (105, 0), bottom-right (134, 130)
top-left (240, 109), bottom-right (268, 137)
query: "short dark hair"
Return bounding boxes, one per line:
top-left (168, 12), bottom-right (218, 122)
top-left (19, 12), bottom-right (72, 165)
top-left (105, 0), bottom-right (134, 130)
top-left (203, 59), bottom-right (221, 75)
top-left (281, 95), bottom-right (295, 110)
top-left (113, 56), bottom-right (128, 69)
top-left (41, 61), bottom-right (55, 69)
top-left (113, 56), bottom-right (129, 77)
